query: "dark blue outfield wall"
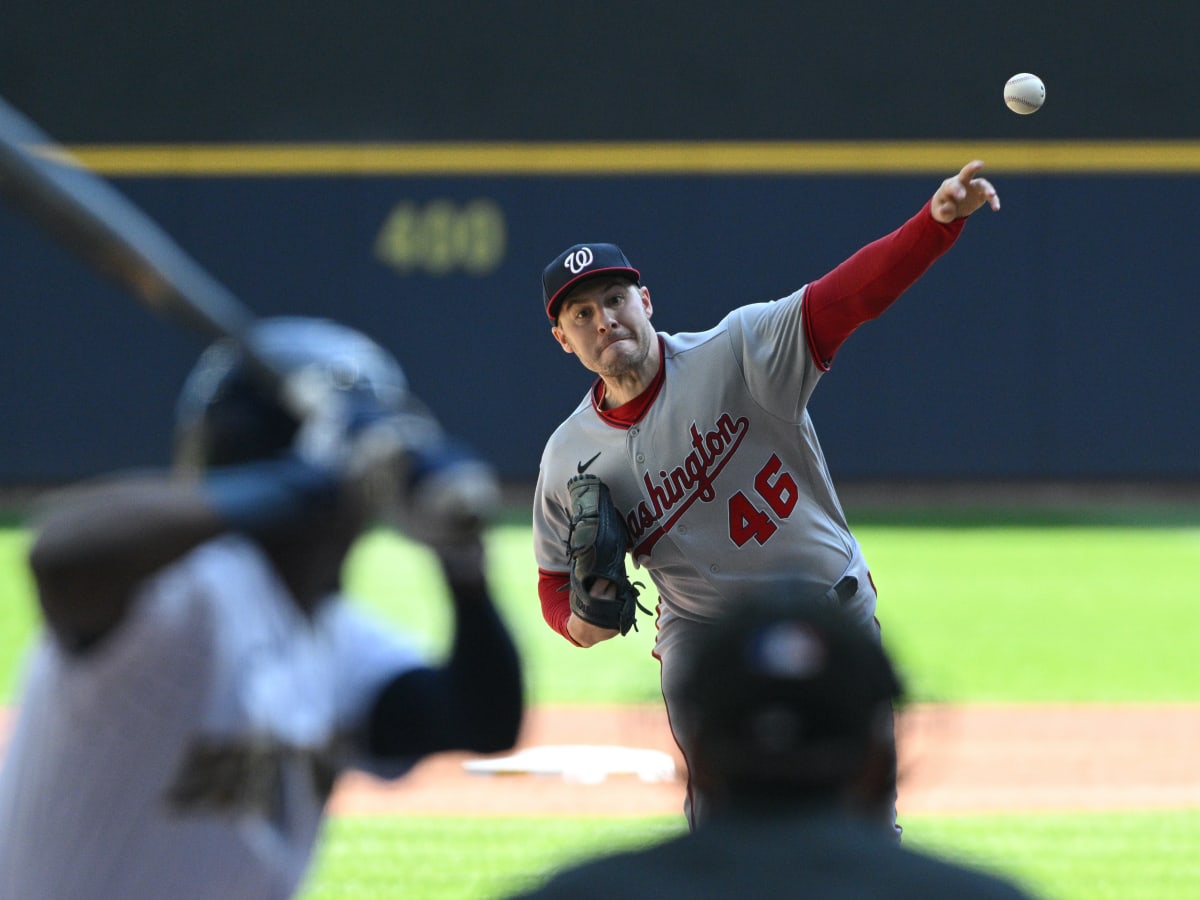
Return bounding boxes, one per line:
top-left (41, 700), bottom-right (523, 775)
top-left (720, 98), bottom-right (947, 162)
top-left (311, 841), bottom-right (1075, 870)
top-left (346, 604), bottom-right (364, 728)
top-left (3, 161), bottom-right (1199, 483)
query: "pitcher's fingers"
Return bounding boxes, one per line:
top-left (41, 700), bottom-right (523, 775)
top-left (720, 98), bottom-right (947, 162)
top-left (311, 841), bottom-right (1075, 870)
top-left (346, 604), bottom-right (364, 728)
top-left (957, 160), bottom-right (986, 184)
top-left (975, 177), bottom-right (1001, 211)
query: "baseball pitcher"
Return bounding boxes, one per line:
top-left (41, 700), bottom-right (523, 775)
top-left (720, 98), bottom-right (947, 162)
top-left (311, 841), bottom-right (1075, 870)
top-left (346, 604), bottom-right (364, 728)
top-left (532, 162), bottom-right (1000, 829)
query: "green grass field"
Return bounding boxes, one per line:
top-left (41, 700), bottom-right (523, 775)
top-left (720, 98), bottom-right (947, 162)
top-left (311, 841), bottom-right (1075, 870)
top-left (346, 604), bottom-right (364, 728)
top-left (2, 506), bottom-right (1198, 898)
top-left (300, 810), bottom-right (1200, 900)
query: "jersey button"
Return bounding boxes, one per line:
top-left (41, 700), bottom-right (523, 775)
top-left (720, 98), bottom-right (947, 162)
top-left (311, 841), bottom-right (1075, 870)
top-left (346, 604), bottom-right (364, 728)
top-left (709, 564), bottom-right (720, 573)
top-left (636, 453), bottom-right (645, 463)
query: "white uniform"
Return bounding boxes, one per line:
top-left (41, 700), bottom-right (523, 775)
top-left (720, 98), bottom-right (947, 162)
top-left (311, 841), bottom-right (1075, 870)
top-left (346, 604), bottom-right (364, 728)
top-left (0, 534), bottom-right (420, 900)
top-left (533, 287), bottom-right (880, 825)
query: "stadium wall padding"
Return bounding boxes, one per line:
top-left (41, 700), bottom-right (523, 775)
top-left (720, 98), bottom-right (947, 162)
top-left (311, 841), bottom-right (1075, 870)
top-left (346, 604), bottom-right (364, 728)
top-left (3, 172), bottom-right (1197, 481)
top-left (1, 1), bottom-right (1197, 482)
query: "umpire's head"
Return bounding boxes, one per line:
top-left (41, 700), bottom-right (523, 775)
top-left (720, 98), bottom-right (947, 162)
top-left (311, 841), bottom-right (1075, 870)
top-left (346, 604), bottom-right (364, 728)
top-left (680, 595), bottom-right (903, 818)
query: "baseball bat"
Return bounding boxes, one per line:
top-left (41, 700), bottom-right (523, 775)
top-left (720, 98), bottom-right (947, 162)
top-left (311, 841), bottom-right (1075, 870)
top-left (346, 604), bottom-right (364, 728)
top-left (0, 94), bottom-right (289, 394)
top-left (0, 96), bottom-right (500, 528)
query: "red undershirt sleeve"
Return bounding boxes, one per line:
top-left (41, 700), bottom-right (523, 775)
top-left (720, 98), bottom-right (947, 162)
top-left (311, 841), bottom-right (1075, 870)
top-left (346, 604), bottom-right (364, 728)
top-left (803, 199), bottom-right (966, 370)
top-left (538, 569), bottom-right (582, 645)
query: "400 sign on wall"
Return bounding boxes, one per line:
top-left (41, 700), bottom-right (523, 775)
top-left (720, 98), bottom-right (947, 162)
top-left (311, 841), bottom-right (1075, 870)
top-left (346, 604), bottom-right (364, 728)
top-left (374, 198), bottom-right (506, 275)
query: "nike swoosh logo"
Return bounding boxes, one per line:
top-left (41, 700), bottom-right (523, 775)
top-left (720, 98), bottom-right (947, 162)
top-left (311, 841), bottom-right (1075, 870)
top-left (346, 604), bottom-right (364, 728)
top-left (577, 451), bottom-right (602, 474)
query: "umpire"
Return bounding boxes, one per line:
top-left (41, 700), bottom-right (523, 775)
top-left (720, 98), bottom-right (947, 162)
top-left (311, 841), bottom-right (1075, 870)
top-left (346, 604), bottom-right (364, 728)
top-left (511, 594), bottom-right (1038, 899)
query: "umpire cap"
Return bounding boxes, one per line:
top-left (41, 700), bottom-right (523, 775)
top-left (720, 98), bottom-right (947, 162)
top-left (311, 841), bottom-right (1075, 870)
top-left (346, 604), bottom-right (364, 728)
top-left (542, 243), bottom-right (640, 320)
top-left (681, 595), bottom-right (903, 797)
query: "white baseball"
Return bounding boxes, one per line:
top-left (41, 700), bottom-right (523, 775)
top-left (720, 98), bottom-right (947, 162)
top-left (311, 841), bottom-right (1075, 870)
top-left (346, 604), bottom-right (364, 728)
top-left (1004, 73), bottom-right (1045, 115)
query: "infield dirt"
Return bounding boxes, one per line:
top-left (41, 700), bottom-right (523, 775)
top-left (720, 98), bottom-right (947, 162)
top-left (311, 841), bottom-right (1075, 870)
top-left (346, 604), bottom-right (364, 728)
top-left (329, 703), bottom-right (1200, 817)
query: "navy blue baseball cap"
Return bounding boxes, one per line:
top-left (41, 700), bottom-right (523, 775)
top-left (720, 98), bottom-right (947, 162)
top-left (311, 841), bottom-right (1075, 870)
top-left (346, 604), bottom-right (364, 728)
top-left (542, 243), bottom-right (641, 320)
top-left (681, 594), bottom-right (903, 794)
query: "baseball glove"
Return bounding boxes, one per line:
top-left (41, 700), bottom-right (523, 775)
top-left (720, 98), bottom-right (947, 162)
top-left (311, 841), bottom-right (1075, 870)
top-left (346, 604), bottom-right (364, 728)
top-left (563, 473), bottom-right (649, 635)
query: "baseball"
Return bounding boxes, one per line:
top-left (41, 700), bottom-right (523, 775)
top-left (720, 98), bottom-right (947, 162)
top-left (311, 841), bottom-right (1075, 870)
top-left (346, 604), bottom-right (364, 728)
top-left (1004, 73), bottom-right (1045, 115)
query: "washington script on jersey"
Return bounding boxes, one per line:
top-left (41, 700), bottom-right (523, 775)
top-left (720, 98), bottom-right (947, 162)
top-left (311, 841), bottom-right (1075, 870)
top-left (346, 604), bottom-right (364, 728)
top-left (626, 411), bottom-right (749, 557)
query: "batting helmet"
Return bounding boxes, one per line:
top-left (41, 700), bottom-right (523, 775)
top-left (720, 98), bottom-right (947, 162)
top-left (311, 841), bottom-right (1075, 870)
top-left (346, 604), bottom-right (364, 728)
top-left (174, 316), bottom-right (413, 470)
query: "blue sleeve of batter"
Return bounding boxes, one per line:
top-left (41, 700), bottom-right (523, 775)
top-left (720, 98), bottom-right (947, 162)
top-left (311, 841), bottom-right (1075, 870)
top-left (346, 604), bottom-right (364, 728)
top-left (202, 456), bottom-right (340, 535)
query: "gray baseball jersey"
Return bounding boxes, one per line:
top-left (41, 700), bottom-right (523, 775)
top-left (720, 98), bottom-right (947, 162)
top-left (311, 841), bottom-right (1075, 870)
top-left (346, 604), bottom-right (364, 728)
top-left (534, 201), bottom-right (969, 828)
top-left (533, 286), bottom-right (876, 627)
top-left (0, 534), bottom-right (421, 900)
top-left (533, 286), bottom-right (881, 827)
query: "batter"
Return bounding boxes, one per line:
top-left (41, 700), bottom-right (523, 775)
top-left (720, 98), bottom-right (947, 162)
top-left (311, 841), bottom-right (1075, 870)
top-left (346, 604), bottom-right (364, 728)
top-left (532, 162), bottom-right (1000, 828)
top-left (0, 317), bottom-right (523, 898)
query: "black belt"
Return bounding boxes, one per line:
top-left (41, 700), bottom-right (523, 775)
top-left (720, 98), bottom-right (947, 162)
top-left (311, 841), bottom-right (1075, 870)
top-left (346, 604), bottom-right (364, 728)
top-left (822, 574), bottom-right (858, 605)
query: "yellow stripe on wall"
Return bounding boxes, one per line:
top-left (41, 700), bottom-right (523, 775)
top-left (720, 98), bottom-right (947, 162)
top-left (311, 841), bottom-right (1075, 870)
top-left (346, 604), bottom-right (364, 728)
top-left (60, 141), bottom-right (1200, 177)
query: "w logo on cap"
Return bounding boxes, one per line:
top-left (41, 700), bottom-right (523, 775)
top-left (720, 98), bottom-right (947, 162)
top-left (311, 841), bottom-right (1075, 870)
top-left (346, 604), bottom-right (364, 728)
top-left (564, 247), bottom-right (595, 274)
top-left (542, 242), bottom-right (640, 319)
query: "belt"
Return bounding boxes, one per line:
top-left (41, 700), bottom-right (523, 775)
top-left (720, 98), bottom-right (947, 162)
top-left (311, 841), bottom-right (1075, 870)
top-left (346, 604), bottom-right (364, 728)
top-left (822, 574), bottom-right (858, 605)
